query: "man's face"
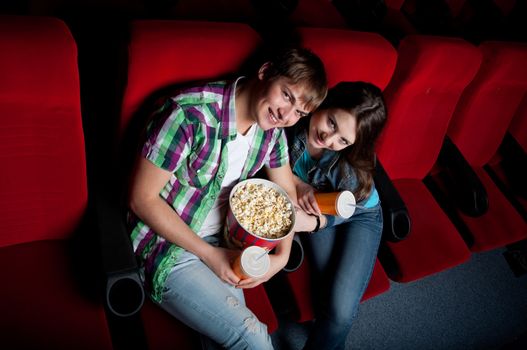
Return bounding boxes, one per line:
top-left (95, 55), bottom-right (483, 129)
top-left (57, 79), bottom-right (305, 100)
top-left (253, 74), bottom-right (312, 131)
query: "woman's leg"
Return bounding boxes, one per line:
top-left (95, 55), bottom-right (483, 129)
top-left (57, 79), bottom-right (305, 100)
top-left (158, 250), bottom-right (273, 350)
top-left (303, 208), bottom-right (383, 350)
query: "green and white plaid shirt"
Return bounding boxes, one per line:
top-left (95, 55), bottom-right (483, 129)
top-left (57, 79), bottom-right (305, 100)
top-left (130, 79), bottom-right (289, 301)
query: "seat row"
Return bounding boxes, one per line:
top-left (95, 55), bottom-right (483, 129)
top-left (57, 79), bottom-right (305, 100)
top-left (1, 15), bottom-right (525, 349)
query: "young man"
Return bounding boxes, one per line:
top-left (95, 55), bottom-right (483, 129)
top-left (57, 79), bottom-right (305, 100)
top-left (128, 47), bottom-right (327, 349)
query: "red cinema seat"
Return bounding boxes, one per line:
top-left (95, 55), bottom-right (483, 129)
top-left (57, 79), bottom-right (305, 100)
top-left (298, 27), bottom-right (397, 89)
top-left (289, 0), bottom-right (348, 28)
top-left (0, 16), bottom-right (113, 349)
top-left (376, 35), bottom-right (480, 282)
top-left (506, 95), bottom-right (527, 214)
top-left (445, 41), bottom-right (527, 251)
top-left (120, 20), bottom-right (278, 346)
top-left (482, 94), bottom-right (527, 220)
top-left (510, 94), bottom-right (527, 153)
top-left (281, 27), bottom-right (397, 323)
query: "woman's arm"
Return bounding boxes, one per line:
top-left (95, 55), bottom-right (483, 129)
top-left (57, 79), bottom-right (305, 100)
top-left (292, 174), bottom-right (330, 229)
top-left (266, 164), bottom-right (321, 233)
top-left (129, 157), bottom-right (241, 286)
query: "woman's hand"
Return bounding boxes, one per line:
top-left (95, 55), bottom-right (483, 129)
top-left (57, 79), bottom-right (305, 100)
top-left (295, 181), bottom-right (321, 216)
top-left (200, 246), bottom-right (242, 286)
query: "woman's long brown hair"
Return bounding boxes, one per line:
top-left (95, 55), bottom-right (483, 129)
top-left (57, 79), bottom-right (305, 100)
top-left (319, 81), bottom-right (387, 201)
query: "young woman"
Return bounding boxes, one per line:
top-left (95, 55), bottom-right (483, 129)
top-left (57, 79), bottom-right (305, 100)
top-left (287, 81), bottom-right (387, 350)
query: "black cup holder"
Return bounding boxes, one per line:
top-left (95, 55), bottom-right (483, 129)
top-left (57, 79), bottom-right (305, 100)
top-left (283, 235), bottom-right (304, 273)
top-left (106, 273), bottom-right (145, 317)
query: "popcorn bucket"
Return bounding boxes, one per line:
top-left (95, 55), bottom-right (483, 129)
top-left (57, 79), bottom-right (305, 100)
top-left (224, 178), bottom-right (296, 251)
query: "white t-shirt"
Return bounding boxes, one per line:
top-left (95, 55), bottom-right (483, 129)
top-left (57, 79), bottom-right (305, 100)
top-left (199, 124), bottom-right (257, 237)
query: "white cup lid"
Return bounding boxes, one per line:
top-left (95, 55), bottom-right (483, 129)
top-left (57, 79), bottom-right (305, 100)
top-left (241, 246), bottom-right (270, 278)
top-left (336, 190), bottom-right (356, 218)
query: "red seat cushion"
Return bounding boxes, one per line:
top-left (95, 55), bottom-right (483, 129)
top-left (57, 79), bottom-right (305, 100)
top-left (0, 241), bottom-right (113, 350)
top-left (385, 180), bottom-right (471, 282)
top-left (141, 299), bottom-right (201, 350)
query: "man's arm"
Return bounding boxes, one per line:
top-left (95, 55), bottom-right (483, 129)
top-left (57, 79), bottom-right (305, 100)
top-left (129, 157), bottom-right (241, 286)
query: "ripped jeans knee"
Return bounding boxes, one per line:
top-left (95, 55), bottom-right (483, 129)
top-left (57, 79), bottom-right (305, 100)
top-left (158, 255), bottom-right (273, 350)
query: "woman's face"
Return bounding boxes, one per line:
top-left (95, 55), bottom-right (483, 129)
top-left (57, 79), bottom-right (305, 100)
top-left (308, 107), bottom-right (357, 152)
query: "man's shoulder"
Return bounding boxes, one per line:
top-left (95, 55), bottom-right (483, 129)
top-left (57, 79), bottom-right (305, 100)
top-left (172, 80), bottom-right (228, 107)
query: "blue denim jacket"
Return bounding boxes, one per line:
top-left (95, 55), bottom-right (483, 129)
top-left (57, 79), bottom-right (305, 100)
top-left (286, 120), bottom-right (381, 227)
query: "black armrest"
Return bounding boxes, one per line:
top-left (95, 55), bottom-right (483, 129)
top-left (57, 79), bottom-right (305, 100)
top-left (374, 158), bottom-right (411, 242)
top-left (95, 186), bottom-right (145, 317)
top-left (436, 137), bottom-right (488, 217)
top-left (498, 132), bottom-right (527, 199)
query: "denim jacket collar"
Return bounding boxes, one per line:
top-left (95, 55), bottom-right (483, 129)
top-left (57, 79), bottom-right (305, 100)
top-left (290, 122), bottom-right (340, 176)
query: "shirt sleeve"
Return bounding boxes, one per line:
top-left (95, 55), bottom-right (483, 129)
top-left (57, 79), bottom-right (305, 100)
top-left (266, 128), bottom-right (289, 168)
top-left (141, 101), bottom-right (193, 173)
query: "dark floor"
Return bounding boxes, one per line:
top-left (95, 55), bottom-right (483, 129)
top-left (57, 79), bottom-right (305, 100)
top-left (271, 247), bottom-right (527, 350)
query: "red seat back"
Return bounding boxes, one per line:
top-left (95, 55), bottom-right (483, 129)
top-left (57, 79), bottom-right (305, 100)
top-left (448, 41), bottom-right (527, 167)
top-left (121, 20), bottom-right (261, 134)
top-left (377, 35), bottom-right (482, 180)
top-left (0, 15), bottom-right (87, 248)
top-left (298, 27), bottom-right (397, 89)
top-left (290, 0), bottom-right (348, 28)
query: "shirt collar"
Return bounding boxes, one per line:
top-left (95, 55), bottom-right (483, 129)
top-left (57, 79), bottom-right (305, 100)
top-left (220, 76), bottom-right (245, 139)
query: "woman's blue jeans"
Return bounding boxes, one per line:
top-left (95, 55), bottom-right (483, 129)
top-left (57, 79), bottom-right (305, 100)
top-left (302, 205), bottom-right (383, 350)
top-left (157, 235), bottom-right (273, 350)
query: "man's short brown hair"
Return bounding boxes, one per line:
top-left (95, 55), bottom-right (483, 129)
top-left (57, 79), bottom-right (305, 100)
top-left (262, 47), bottom-right (328, 112)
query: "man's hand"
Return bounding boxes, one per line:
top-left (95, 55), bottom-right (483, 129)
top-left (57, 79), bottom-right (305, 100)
top-left (236, 254), bottom-right (287, 289)
top-left (201, 246), bottom-right (243, 286)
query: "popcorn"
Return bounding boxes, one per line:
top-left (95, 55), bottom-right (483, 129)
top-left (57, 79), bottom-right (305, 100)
top-left (230, 183), bottom-right (293, 239)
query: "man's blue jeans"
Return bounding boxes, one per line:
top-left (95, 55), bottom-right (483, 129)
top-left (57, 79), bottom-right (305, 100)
top-left (157, 235), bottom-right (273, 350)
top-left (302, 205), bottom-right (383, 350)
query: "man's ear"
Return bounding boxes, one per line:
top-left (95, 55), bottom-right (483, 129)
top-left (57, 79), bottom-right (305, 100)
top-left (258, 62), bottom-right (271, 80)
